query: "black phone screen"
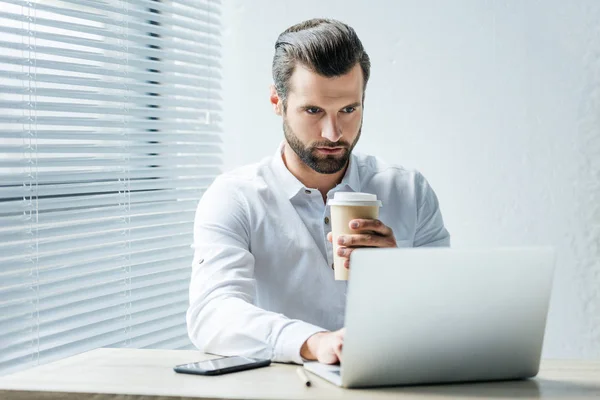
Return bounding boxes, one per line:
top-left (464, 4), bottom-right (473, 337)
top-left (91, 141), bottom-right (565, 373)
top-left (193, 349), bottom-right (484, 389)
top-left (174, 356), bottom-right (271, 375)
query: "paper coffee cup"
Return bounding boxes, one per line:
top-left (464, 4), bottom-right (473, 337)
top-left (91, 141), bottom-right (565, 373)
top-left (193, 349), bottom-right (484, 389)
top-left (327, 192), bottom-right (382, 280)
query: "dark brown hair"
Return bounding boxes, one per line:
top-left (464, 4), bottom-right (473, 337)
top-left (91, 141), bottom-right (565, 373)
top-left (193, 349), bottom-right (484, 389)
top-left (272, 18), bottom-right (370, 110)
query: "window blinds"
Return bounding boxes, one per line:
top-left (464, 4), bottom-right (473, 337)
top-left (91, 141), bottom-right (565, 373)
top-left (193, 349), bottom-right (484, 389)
top-left (0, 0), bottom-right (222, 376)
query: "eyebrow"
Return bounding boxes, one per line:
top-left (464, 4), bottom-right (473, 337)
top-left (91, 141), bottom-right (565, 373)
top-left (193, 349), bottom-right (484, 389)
top-left (342, 102), bottom-right (362, 109)
top-left (297, 102), bottom-right (362, 111)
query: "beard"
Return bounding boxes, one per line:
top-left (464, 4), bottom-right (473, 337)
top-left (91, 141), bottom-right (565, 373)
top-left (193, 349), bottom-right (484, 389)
top-left (283, 118), bottom-right (362, 174)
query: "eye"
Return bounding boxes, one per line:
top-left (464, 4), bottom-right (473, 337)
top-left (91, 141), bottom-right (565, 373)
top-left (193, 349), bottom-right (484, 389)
top-left (305, 107), bottom-right (322, 115)
top-left (341, 106), bottom-right (356, 114)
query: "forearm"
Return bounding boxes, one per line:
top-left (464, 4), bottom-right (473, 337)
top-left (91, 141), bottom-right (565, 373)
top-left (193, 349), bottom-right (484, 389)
top-left (187, 296), bottom-right (325, 364)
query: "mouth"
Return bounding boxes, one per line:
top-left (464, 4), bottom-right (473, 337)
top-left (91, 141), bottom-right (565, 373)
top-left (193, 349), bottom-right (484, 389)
top-left (315, 147), bottom-right (345, 155)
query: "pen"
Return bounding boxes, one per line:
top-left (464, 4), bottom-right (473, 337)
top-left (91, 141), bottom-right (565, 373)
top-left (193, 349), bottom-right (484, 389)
top-left (296, 367), bottom-right (311, 387)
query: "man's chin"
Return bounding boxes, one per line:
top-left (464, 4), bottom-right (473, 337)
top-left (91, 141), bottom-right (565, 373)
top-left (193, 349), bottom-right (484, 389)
top-left (313, 154), bottom-right (344, 162)
top-left (309, 157), bottom-right (348, 174)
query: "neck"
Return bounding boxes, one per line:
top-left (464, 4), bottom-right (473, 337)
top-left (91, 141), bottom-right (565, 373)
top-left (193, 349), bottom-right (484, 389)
top-left (282, 143), bottom-right (347, 202)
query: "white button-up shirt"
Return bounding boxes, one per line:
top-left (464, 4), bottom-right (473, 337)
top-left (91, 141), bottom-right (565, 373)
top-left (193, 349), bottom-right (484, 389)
top-left (187, 143), bottom-right (450, 364)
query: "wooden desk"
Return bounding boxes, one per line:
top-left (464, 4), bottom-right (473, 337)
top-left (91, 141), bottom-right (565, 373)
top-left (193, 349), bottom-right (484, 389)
top-left (0, 348), bottom-right (599, 399)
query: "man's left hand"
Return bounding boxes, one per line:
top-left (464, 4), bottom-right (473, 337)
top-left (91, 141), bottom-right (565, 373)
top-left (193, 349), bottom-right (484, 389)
top-left (327, 219), bottom-right (397, 269)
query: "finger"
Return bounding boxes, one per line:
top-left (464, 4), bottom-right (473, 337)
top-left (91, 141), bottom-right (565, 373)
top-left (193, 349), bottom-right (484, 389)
top-left (333, 340), bottom-right (343, 363)
top-left (327, 232), bottom-right (332, 242)
top-left (321, 350), bottom-right (339, 365)
top-left (337, 246), bottom-right (355, 258)
top-left (350, 219), bottom-right (393, 237)
top-left (338, 233), bottom-right (382, 247)
top-left (344, 259), bottom-right (350, 269)
top-left (317, 340), bottom-right (339, 364)
top-left (317, 350), bottom-right (338, 364)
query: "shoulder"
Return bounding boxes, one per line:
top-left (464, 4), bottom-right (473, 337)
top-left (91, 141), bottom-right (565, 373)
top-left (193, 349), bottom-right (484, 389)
top-left (353, 152), bottom-right (425, 188)
top-left (196, 156), bottom-right (272, 222)
top-left (206, 156), bottom-right (271, 196)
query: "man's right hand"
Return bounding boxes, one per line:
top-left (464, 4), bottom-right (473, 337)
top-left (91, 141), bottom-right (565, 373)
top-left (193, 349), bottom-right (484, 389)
top-left (300, 328), bottom-right (345, 364)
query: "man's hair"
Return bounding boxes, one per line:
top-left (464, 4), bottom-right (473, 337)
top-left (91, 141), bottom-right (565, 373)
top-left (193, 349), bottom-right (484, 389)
top-left (272, 18), bottom-right (370, 110)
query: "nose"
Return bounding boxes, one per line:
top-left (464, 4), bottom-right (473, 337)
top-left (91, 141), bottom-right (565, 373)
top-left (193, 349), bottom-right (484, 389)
top-left (321, 115), bottom-right (342, 143)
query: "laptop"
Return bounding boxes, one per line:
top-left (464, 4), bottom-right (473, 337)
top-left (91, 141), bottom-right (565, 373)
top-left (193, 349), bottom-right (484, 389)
top-left (303, 246), bottom-right (556, 388)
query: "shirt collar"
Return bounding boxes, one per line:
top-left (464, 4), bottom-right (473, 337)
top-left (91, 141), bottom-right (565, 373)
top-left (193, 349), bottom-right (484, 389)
top-left (270, 142), bottom-right (361, 200)
top-left (338, 149), bottom-right (361, 194)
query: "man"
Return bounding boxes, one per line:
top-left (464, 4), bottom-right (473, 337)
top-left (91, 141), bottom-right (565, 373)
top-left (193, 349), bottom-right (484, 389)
top-left (187, 18), bottom-right (450, 366)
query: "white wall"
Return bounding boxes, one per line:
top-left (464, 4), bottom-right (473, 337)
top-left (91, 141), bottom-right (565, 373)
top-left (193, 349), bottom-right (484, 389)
top-left (220, 1), bottom-right (600, 359)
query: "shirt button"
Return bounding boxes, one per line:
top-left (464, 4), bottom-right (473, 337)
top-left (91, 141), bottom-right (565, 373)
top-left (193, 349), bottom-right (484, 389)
top-left (304, 189), bottom-right (311, 194)
top-left (324, 216), bottom-right (330, 224)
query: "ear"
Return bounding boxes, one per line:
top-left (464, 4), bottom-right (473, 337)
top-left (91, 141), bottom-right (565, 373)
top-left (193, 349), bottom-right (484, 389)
top-left (269, 84), bottom-right (283, 116)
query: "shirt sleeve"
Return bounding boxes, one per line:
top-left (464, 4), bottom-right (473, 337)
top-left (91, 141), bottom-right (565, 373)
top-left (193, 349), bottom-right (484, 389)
top-left (186, 176), bottom-right (326, 364)
top-left (413, 172), bottom-right (451, 247)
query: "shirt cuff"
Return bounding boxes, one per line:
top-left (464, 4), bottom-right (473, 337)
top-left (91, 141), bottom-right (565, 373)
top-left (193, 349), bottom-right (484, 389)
top-left (273, 321), bottom-right (327, 364)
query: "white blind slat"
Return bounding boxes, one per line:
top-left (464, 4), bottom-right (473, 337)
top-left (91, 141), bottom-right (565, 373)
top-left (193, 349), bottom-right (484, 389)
top-left (0, 25), bottom-right (222, 59)
top-left (0, 55), bottom-right (221, 83)
top-left (0, 72), bottom-right (223, 95)
top-left (0, 86), bottom-right (221, 108)
top-left (2, 211), bottom-right (196, 243)
top-left (0, 144), bottom-right (221, 153)
top-left (0, 130), bottom-right (222, 143)
top-left (0, 179), bottom-right (212, 199)
top-left (0, 116), bottom-right (222, 129)
top-left (0, 188), bottom-right (207, 215)
top-left (1, 167), bottom-right (219, 186)
top-left (0, 102), bottom-right (221, 119)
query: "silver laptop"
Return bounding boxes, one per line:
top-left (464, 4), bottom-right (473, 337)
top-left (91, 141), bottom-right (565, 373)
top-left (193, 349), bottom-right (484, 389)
top-left (304, 247), bottom-right (556, 388)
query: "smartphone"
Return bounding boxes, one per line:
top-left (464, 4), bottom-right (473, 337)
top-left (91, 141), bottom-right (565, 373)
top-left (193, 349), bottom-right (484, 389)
top-left (173, 355), bottom-right (271, 376)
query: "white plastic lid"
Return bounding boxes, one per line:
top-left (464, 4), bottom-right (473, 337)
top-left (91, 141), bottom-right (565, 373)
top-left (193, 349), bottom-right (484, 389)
top-left (327, 192), bottom-right (382, 207)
